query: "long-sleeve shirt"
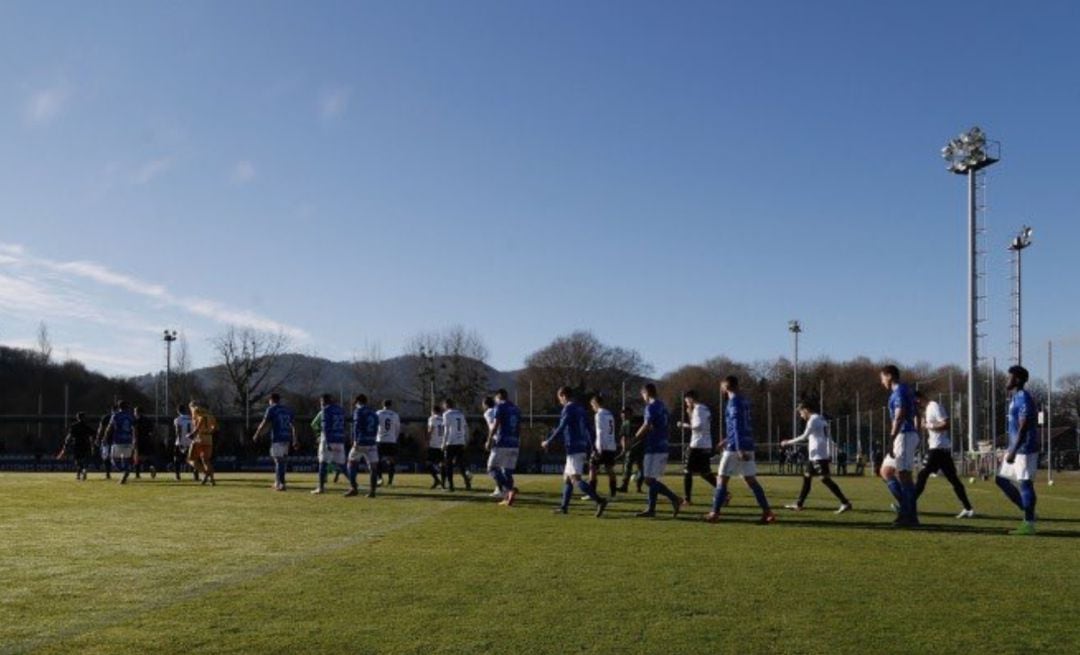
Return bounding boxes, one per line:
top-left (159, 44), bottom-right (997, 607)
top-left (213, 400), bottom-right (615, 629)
top-left (788, 413), bottom-right (831, 461)
top-left (643, 400), bottom-right (669, 454)
top-left (724, 394), bottom-right (754, 452)
top-left (545, 402), bottom-right (593, 455)
top-left (688, 404), bottom-right (712, 450)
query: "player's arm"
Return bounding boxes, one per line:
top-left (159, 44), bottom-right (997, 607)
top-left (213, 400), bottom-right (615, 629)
top-left (782, 417), bottom-right (813, 448)
top-left (543, 411), bottom-right (569, 450)
top-left (310, 411), bottom-right (323, 435)
top-left (252, 417), bottom-right (270, 442)
top-left (290, 423), bottom-right (298, 449)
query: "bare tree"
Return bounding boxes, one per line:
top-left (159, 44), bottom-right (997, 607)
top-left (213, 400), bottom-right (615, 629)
top-left (35, 321), bottom-right (52, 365)
top-left (352, 342), bottom-right (396, 402)
top-left (211, 327), bottom-right (296, 430)
top-left (404, 327), bottom-right (490, 411)
top-left (170, 333), bottom-right (204, 410)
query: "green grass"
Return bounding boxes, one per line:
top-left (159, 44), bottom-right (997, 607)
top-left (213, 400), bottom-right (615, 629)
top-left (2, 470), bottom-right (1079, 654)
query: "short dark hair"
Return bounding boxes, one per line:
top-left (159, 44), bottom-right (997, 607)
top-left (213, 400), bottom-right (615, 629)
top-left (557, 386), bottom-right (574, 400)
top-left (642, 383), bottom-right (658, 398)
top-left (495, 389), bottom-right (509, 400)
top-left (133, 405), bottom-right (143, 413)
top-left (483, 396), bottom-right (495, 409)
top-left (269, 393), bottom-right (281, 403)
top-left (176, 404), bottom-right (188, 414)
top-left (320, 393), bottom-right (334, 404)
top-left (880, 365), bottom-right (900, 380)
top-left (683, 390), bottom-right (698, 401)
top-left (443, 398), bottom-right (455, 409)
top-left (1008, 365), bottom-right (1030, 384)
top-left (355, 394), bottom-right (368, 405)
top-left (75, 411), bottom-right (86, 422)
top-left (383, 399), bottom-right (393, 409)
top-left (723, 375), bottom-right (739, 389)
top-left (914, 390), bottom-right (926, 400)
top-left (118, 400), bottom-right (129, 410)
top-left (797, 401), bottom-right (816, 413)
top-left (590, 393), bottom-right (604, 405)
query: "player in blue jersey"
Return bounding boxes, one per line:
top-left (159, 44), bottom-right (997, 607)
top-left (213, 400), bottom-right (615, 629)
top-left (996, 366), bottom-right (1040, 535)
top-left (251, 393), bottom-right (298, 491)
top-left (542, 387), bottom-right (609, 517)
top-left (487, 389), bottom-right (521, 506)
top-left (104, 400), bottom-right (137, 485)
top-left (634, 383), bottom-right (684, 518)
top-left (346, 394), bottom-right (380, 498)
top-left (705, 376), bottom-right (776, 524)
top-left (310, 393), bottom-right (346, 495)
top-left (879, 365), bottom-right (920, 527)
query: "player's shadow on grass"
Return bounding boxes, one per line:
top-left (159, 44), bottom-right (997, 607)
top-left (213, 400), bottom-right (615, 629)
top-left (768, 515), bottom-right (1080, 538)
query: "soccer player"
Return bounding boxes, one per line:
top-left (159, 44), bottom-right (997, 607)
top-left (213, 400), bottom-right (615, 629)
top-left (376, 400), bottom-right (401, 487)
top-left (618, 407), bottom-right (645, 493)
top-left (442, 399), bottom-right (472, 492)
top-left (58, 412), bottom-right (95, 480)
top-left (487, 389), bottom-right (521, 506)
top-left (189, 400), bottom-right (218, 486)
top-left (96, 405), bottom-right (115, 480)
top-left (635, 383), bottom-right (683, 518)
top-left (705, 376), bottom-right (776, 524)
top-left (996, 365), bottom-right (1040, 535)
top-left (675, 390), bottom-right (718, 504)
top-left (781, 402), bottom-right (852, 513)
top-left (173, 404), bottom-right (198, 481)
top-left (914, 391), bottom-right (974, 518)
top-left (310, 393), bottom-right (346, 495)
top-left (543, 387), bottom-right (608, 517)
top-left (346, 394), bottom-right (380, 498)
top-left (878, 365), bottom-right (919, 527)
top-left (132, 406), bottom-right (157, 479)
top-left (105, 400), bottom-right (136, 484)
top-left (252, 393), bottom-right (298, 491)
top-left (588, 394), bottom-right (619, 499)
top-left (482, 396), bottom-right (503, 498)
top-left (426, 406), bottom-right (446, 489)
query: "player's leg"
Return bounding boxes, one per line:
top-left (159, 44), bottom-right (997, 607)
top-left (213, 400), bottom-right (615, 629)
top-left (936, 451), bottom-right (974, 513)
top-left (605, 457), bottom-right (618, 498)
top-left (817, 462), bottom-right (851, 510)
top-left (639, 454), bottom-right (680, 517)
top-left (487, 449), bottom-right (506, 497)
top-left (365, 450), bottom-right (379, 497)
top-left (788, 461), bottom-right (815, 509)
top-left (740, 453), bottom-right (774, 522)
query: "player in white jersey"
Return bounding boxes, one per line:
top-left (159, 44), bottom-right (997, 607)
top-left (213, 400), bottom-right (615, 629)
top-left (441, 399), bottom-right (472, 491)
top-left (426, 408), bottom-right (446, 489)
top-left (914, 391), bottom-right (974, 518)
top-left (588, 393), bottom-right (619, 499)
top-left (376, 400), bottom-right (401, 487)
top-left (172, 404), bottom-right (198, 481)
top-left (781, 402), bottom-right (852, 513)
top-left (481, 396), bottom-right (503, 498)
top-left (676, 390), bottom-right (718, 505)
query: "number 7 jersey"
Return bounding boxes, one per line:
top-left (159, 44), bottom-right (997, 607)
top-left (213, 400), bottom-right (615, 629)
top-left (443, 409), bottom-right (467, 446)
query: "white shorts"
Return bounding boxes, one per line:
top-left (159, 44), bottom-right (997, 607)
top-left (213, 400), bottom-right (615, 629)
top-left (110, 444), bottom-right (133, 460)
top-left (881, 431), bottom-right (920, 472)
top-left (642, 452), bottom-right (668, 479)
top-left (176, 439), bottom-right (193, 451)
top-left (718, 450), bottom-right (757, 477)
top-left (488, 447), bottom-right (519, 471)
top-left (999, 453), bottom-right (1038, 482)
top-left (270, 442), bottom-right (290, 459)
top-left (563, 453), bottom-right (588, 477)
top-left (318, 440), bottom-right (346, 465)
top-left (348, 445), bottom-right (379, 465)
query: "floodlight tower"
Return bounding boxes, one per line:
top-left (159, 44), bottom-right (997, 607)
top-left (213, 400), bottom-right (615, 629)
top-left (788, 320), bottom-right (802, 439)
top-left (941, 126), bottom-right (1000, 454)
top-left (163, 330), bottom-right (178, 417)
top-left (1008, 225), bottom-right (1033, 365)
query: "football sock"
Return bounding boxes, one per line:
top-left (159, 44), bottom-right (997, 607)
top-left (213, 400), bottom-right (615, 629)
top-left (797, 476), bottom-right (813, 506)
top-left (711, 481), bottom-right (729, 514)
top-left (885, 478), bottom-right (904, 505)
top-left (561, 481), bottom-right (573, 510)
top-left (503, 470), bottom-right (515, 491)
top-left (683, 473), bottom-right (693, 503)
top-left (748, 479), bottom-right (771, 512)
top-left (995, 476), bottom-right (1023, 511)
top-left (577, 479), bottom-right (601, 503)
top-left (821, 478), bottom-right (849, 504)
top-left (1019, 480), bottom-right (1037, 523)
top-left (317, 462), bottom-right (328, 488)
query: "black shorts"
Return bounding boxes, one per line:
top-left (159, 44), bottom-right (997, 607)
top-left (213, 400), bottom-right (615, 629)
top-left (805, 459), bottom-right (833, 477)
top-left (626, 444), bottom-right (646, 465)
top-left (591, 450), bottom-right (617, 469)
top-left (377, 443), bottom-right (398, 458)
top-left (921, 449), bottom-right (958, 477)
top-left (444, 444), bottom-right (465, 460)
top-left (684, 448), bottom-right (714, 474)
top-left (427, 447), bottom-right (444, 464)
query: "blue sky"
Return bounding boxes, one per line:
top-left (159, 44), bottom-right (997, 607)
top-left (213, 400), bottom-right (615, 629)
top-left (1, 1), bottom-right (1077, 384)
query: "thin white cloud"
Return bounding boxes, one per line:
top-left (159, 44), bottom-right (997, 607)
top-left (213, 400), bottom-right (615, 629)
top-left (131, 157), bottom-right (173, 185)
top-left (48, 260), bottom-right (168, 298)
top-left (230, 160), bottom-right (256, 184)
top-left (319, 86), bottom-right (350, 119)
top-left (24, 85), bottom-right (69, 125)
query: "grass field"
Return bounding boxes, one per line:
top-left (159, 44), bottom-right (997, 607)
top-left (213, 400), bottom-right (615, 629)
top-left (2, 470), bottom-right (1079, 654)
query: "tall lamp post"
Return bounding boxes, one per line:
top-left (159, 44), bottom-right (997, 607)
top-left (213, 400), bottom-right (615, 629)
top-left (788, 320), bottom-right (802, 439)
top-left (163, 330), bottom-right (178, 418)
top-left (942, 126), bottom-right (999, 454)
top-left (1008, 225), bottom-right (1033, 365)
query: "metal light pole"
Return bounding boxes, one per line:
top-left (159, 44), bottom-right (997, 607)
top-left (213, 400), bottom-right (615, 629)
top-left (942, 126), bottom-right (999, 455)
top-left (788, 320), bottom-right (802, 439)
top-left (163, 330), bottom-right (177, 418)
top-left (1048, 341), bottom-right (1054, 485)
top-left (1008, 226), bottom-right (1033, 365)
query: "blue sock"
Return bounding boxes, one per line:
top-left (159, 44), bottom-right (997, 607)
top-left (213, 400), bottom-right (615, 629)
top-left (885, 479), bottom-right (903, 504)
top-left (711, 481), bottom-right (729, 513)
top-left (275, 460), bottom-right (285, 486)
top-left (318, 462), bottom-right (328, 487)
top-left (489, 469), bottom-right (505, 490)
top-left (1020, 480), bottom-right (1037, 523)
top-left (576, 479), bottom-right (601, 502)
top-left (561, 481), bottom-right (573, 510)
top-left (996, 476), bottom-right (1024, 511)
top-left (647, 481), bottom-right (659, 512)
top-left (748, 479), bottom-right (770, 512)
top-left (653, 480), bottom-right (679, 504)
top-left (369, 470), bottom-right (378, 493)
top-left (901, 479), bottom-right (917, 519)
top-left (347, 462), bottom-right (358, 489)
top-left (504, 470), bottom-right (515, 490)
